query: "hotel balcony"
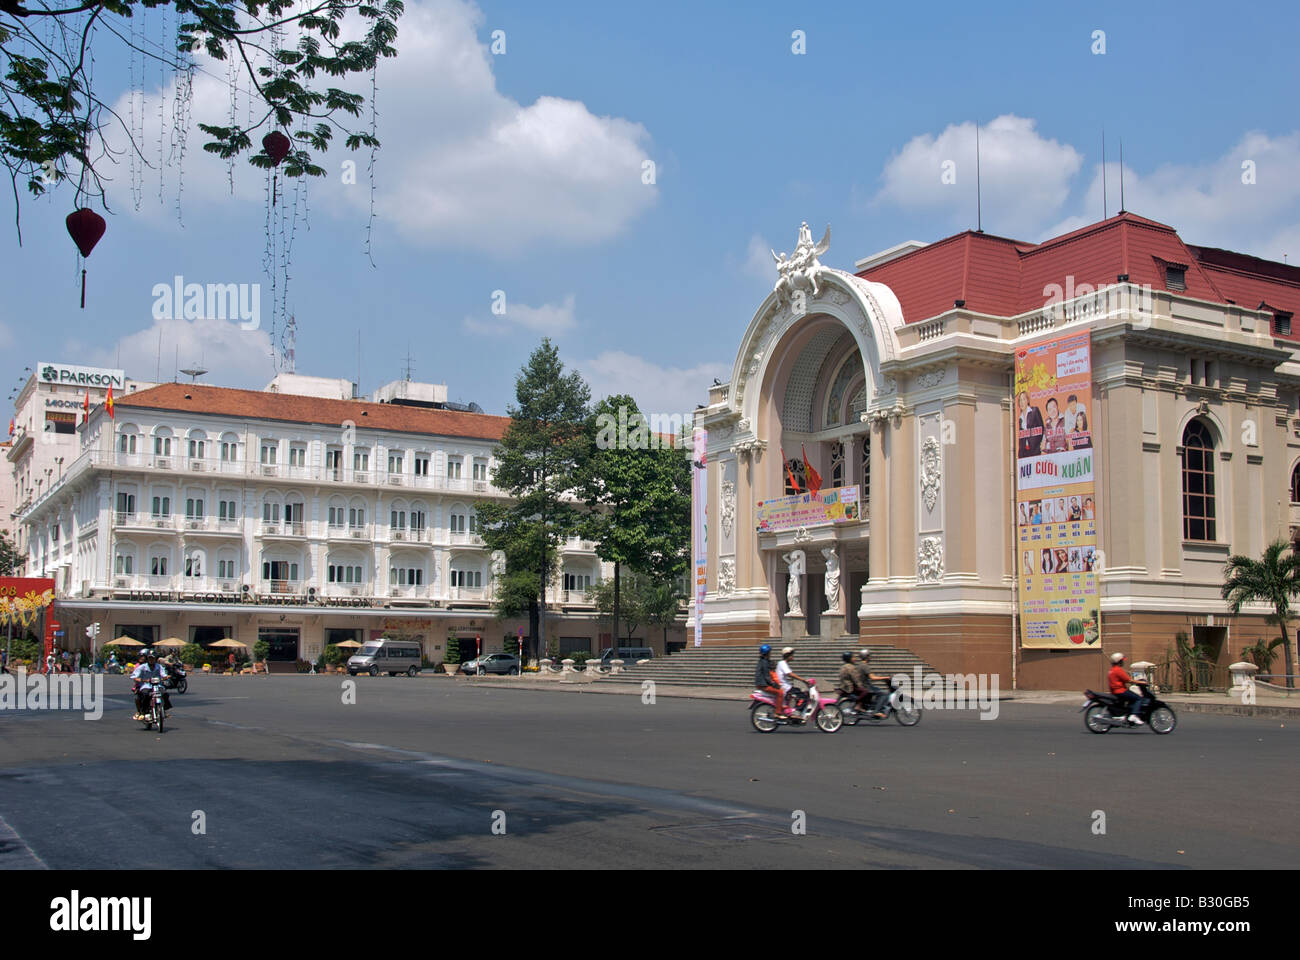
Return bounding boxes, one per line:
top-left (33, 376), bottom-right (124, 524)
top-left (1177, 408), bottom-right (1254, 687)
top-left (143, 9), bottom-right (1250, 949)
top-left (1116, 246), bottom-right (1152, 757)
top-left (114, 512), bottom-right (179, 532)
top-left (388, 584), bottom-right (431, 600)
top-left (261, 579), bottom-right (302, 595)
top-left (322, 583), bottom-right (369, 599)
top-left (259, 520), bottom-right (307, 539)
top-left (328, 523), bottom-right (371, 541)
top-left (387, 527), bottom-right (434, 544)
top-left (179, 516), bottom-right (243, 537)
top-left (447, 531), bottom-right (485, 547)
top-left (447, 586), bottom-right (485, 601)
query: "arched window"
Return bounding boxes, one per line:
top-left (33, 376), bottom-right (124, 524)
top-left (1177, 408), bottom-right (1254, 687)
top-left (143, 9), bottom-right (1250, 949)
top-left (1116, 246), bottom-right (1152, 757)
top-left (1182, 419), bottom-right (1216, 541)
top-left (117, 424), bottom-right (140, 455)
top-left (830, 442), bottom-right (844, 488)
top-left (1291, 463), bottom-right (1300, 504)
top-left (783, 457), bottom-right (805, 496)
top-left (152, 427), bottom-right (173, 458)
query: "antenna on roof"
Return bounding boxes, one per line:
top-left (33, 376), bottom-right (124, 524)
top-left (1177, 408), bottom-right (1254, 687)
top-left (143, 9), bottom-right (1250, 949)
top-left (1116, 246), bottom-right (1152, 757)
top-left (1119, 138), bottom-right (1126, 214)
top-left (179, 367), bottom-right (207, 383)
top-left (174, 345), bottom-right (179, 382)
top-left (975, 122), bottom-right (983, 233)
top-left (1101, 129), bottom-right (1108, 219)
top-left (402, 342), bottom-right (415, 382)
top-left (356, 329), bottom-right (362, 399)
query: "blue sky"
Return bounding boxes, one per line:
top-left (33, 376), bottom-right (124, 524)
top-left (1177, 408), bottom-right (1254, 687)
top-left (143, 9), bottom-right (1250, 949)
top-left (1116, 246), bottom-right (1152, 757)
top-left (4, 0), bottom-right (1298, 417)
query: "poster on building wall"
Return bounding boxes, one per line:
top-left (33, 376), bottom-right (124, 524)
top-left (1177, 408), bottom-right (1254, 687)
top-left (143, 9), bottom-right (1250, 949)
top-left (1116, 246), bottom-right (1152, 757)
top-left (754, 485), bottom-right (860, 533)
top-left (692, 427), bottom-right (707, 646)
top-left (1014, 331), bottom-right (1101, 649)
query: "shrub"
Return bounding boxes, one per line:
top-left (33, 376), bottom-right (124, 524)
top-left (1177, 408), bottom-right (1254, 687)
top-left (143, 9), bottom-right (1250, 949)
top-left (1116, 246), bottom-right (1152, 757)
top-left (253, 640), bottom-right (270, 662)
top-left (322, 644), bottom-right (346, 666)
top-left (179, 643), bottom-right (204, 666)
top-left (294, 659), bottom-right (312, 674)
top-left (444, 635), bottom-right (461, 665)
top-left (566, 651), bottom-right (590, 665)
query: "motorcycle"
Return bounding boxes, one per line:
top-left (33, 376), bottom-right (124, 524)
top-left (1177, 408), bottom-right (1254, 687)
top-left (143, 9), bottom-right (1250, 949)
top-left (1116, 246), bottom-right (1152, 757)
top-left (750, 679), bottom-right (843, 733)
top-left (162, 663), bottom-right (188, 695)
top-left (1081, 680), bottom-right (1176, 734)
top-left (135, 681), bottom-right (166, 733)
top-left (836, 678), bottom-right (922, 727)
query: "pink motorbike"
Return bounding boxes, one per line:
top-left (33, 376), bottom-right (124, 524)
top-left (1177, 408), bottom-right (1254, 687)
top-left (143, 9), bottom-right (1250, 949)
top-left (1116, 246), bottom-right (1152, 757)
top-left (749, 678), bottom-right (843, 733)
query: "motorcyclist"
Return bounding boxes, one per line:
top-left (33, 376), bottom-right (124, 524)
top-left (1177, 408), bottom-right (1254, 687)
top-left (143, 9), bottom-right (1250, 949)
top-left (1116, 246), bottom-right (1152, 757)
top-left (776, 647), bottom-right (809, 717)
top-left (1108, 652), bottom-right (1146, 724)
top-left (855, 648), bottom-right (888, 719)
top-left (755, 644), bottom-right (785, 716)
top-left (835, 652), bottom-right (863, 701)
top-left (131, 652), bottom-right (173, 720)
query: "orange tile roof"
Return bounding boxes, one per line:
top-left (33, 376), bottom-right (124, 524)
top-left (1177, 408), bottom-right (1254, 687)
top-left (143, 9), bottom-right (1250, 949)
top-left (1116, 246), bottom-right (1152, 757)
top-left (113, 382), bottom-right (510, 441)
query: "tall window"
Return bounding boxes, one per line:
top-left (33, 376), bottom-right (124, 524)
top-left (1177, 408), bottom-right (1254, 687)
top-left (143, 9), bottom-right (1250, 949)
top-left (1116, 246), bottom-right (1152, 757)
top-left (185, 497), bottom-right (204, 519)
top-left (1182, 419), bottom-right (1216, 541)
top-left (150, 555), bottom-right (169, 576)
top-left (414, 455), bottom-right (430, 477)
top-left (218, 499), bottom-right (237, 521)
top-left (783, 457), bottom-right (804, 496)
top-left (119, 433), bottom-right (137, 454)
top-left (830, 442), bottom-right (844, 488)
top-left (217, 559), bottom-right (237, 579)
top-left (391, 509), bottom-right (406, 530)
top-left (388, 454), bottom-right (404, 475)
top-left (260, 442), bottom-right (278, 465)
top-left (472, 460), bottom-right (488, 482)
top-left (447, 458), bottom-right (462, 480)
top-left (353, 450), bottom-right (369, 472)
top-left (1292, 463), bottom-right (1300, 504)
top-left (220, 438), bottom-right (238, 462)
top-left (114, 554), bottom-right (134, 575)
top-left (449, 512), bottom-right (466, 534)
top-left (289, 444), bottom-right (307, 468)
top-left (115, 492), bottom-right (135, 517)
top-left (151, 495), bottom-right (171, 517)
top-left (188, 437), bottom-right (205, 459)
top-left (153, 435), bottom-right (172, 456)
top-left (348, 506), bottom-right (366, 527)
top-left (451, 569), bottom-right (482, 588)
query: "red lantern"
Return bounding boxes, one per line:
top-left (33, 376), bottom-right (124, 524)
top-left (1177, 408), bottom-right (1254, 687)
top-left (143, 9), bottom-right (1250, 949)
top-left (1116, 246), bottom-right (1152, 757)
top-left (262, 131), bottom-right (291, 166)
top-left (66, 207), bottom-right (106, 309)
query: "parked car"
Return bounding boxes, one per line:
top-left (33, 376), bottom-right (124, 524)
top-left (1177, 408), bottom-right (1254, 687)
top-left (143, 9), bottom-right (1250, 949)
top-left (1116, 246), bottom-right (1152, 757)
top-left (348, 639), bottom-right (423, 677)
top-left (600, 646), bottom-right (654, 665)
top-left (461, 653), bottom-right (521, 675)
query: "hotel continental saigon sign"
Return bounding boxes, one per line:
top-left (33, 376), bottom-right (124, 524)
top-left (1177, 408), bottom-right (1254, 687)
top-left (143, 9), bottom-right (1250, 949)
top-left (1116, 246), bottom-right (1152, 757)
top-left (1014, 332), bottom-right (1101, 649)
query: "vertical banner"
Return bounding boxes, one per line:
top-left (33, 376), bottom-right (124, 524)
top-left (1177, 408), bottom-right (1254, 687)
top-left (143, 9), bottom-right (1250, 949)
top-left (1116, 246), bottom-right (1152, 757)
top-left (1014, 332), bottom-right (1101, 648)
top-left (692, 427), bottom-right (707, 647)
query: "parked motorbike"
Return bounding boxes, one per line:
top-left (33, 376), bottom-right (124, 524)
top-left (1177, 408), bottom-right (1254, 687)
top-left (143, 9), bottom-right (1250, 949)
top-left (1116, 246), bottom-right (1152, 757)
top-left (1081, 680), bottom-right (1176, 734)
top-left (836, 678), bottom-right (922, 727)
top-left (162, 663), bottom-right (188, 694)
top-left (135, 681), bottom-right (166, 733)
top-left (750, 679), bottom-right (843, 733)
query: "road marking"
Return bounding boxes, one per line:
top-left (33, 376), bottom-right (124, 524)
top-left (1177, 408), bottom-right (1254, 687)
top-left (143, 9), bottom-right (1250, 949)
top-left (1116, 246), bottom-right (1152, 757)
top-left (0, 811), bottom-right (47, 870)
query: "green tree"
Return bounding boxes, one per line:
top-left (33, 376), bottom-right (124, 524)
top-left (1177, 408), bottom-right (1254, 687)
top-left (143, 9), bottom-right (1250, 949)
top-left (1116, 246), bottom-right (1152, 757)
top-left (643, 578), bottom-right (685, 651)
top-left (1, 0), bottom-right (401, 235)
top-left (1222, 539), bottom-right (1298, 688)
top-left (592, 570), bottom-right (647, 644)
top-left (0, 528), bottom-right (20, 575)
top-left (578, 395), bottom-right (691, 649)
top-left (476, 339), bottom-right (590, 662)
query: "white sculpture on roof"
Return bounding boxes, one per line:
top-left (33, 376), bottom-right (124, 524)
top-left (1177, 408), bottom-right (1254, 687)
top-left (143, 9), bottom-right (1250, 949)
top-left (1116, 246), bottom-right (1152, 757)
top-left (773, 221), bottom-right (832, 303)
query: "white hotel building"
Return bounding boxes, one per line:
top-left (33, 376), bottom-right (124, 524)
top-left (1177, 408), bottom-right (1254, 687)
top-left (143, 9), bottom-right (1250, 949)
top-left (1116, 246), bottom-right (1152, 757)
top-left (17, 374), bottom-right (638, 668)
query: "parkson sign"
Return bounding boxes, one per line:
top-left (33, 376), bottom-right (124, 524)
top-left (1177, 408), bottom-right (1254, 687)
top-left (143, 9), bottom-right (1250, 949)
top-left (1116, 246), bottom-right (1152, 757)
top-left (38, 362), bottom-right (125, 389)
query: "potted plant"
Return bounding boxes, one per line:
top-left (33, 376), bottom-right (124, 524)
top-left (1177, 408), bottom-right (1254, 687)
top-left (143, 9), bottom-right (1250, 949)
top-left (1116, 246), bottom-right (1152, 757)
top-left (443, 635), bottom-right (461, 675)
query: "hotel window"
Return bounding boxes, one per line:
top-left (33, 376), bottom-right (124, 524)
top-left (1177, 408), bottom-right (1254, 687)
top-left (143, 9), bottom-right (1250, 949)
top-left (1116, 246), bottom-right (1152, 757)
top-left (353, 450), bottom-right (369, 472)
top-left (218, 499), bottom-right (237, 521)
top-left (472, 460), bottom-right (488, 482)
top-left (414, 455), bottom-right (430, 477)
top-left (564, 573), bottom-right (592, 592)
top-left (188, 438), bottom-right (205, 459)
top-left (262, 560), bottom-right (299, 582)
top-left (115, 492), bottom-right (135, 517)
top-left (51, 524), bottom-right (59, 543)
top-left (451, 569), bottom-right (482, 588)
top-left (218, 559), bottom-right (236, 579)
top-left (1291, 464), bottom-right (1300, 504)
top-left (391, 509), bottom-right (406, 530)
top-left (184, 554), bottom-right (202, 577)
top-left (1182, 419), bottom-right (1216, 541)
top-left (150, 556), bottom-right (169, 576)
top-left (447, 458), bottom-right (462, 480)
top-left (263, 502), bottom-right (281, 523)
top-left (449, 512), bottom-right (466, 534)
top-left (289, 444), bottom-right (307, 468)
top-left (151, 495), bottom-right (171, 518)
top-left (153, 435), bottom-right (172, 456)
top-left (220, 439), bottom-right (238, 463)
top-left (325, 447), bottom-right (343, 477)
top-left (260, 442), bottom-right (278, 465)
top-left (185, 498), bottom-right (204, 519)
top-left (1275, 312), bottom-right (1294, 337)
top-left (410, 509), bottom-right (427, 532)
top-left (468, 514), bottom-right (481, 535)
top-left (348, 506), bottom-right (366, 527)
top-left (327, 505), bottom-right (344, 527)
top-left (114, 554), bottom-right (134, 575)
top-left (390, 567), bottom-right (424, 586)
top-left (118, 432), bottom-right (137, 454)
top-left (388, 454), bottom-right (404, 475)
top-left (328, 564), bottom-right (364, 584)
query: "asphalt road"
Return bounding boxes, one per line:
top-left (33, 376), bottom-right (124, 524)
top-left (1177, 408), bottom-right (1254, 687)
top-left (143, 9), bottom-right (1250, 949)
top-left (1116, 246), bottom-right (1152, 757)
top-left (0, 675), bottom-right (1293, 869)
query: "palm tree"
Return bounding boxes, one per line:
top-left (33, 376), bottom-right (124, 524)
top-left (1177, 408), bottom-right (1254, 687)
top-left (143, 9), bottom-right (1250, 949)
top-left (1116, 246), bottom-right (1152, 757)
top-left (1222, 539), bottom-right (1298, 688)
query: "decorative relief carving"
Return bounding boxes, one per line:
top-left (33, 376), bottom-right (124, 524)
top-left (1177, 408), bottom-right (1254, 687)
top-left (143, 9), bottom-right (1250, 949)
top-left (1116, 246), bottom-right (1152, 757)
top-left (792, 526), bottom-right (813, 544)
top-left (920, 436), bottom-right (942, 512)
top-left (916, 368), bottom-right (947, 389)
top-left (917, 537), bottom-right (944, 583)
top-left (717, 558), bottom-right (736, 598)
top-left (721, 479), bottom-right (736, 539)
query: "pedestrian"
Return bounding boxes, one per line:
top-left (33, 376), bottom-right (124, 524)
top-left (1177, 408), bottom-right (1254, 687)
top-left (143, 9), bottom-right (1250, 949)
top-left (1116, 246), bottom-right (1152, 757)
top-left (73, 650), bottom-right (81, 673)
top-left (227, 652), bottom-right (236, 674)
top-left (1, 647), bottom-right (7, 674)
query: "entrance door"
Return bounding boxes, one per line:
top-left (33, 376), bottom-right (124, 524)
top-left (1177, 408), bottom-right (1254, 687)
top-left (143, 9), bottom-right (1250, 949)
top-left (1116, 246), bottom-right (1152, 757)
top-left (259, 628), bottom-right (300, 673)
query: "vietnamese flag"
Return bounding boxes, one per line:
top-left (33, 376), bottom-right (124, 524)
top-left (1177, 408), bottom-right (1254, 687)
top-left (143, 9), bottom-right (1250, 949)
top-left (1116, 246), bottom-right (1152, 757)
top-left (7, 418), bottom-right (13, 438)
top-left (779, 446), bottom-right (801, 494)
top-left (83, 391), bottom-right (90, 417)
top-left (105, 385), bottom-right (115, 420)
top-left (802, 444), bottom-right (822, 497)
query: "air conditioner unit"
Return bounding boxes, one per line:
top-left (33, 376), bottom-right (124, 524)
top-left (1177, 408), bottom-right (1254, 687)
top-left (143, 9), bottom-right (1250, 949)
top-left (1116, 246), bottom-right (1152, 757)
top-left (389, 476), bottom-right (403, 486)
top-left (190, 461), bottom-right (205, 471)
top-left (392, 531), bottom-right (405, 541)
top-left (348, 588), bottom-right (361, 597)
top-left (262, 465), bottom-right (278, 477)
top-left (187, 521), bottom-right (202, 530)
top-left (154, 519), bottom-right (168, 528)
top-left (263, 526), bottom-right (279, 536)
top-left (351, 530), bottom-right (365, 539)
top-left (221, 582), bottom-right (233, 592)
top-left (153, 457), bottom-right (171, 469)
top-left (473, 481), bottom-right (487, 492)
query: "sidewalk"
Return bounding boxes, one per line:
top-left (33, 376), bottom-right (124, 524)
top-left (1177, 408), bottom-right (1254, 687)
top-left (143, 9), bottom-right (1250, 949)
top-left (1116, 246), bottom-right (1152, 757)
top-left (451, 673), bottom-right (1300, 716)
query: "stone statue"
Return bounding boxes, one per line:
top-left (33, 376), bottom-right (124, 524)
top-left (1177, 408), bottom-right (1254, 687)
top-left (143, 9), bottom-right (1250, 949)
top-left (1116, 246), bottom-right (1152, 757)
top-left (782, 549), bottom-right (805, 617)
top-left (772, 221), bottom-right (831, 303)
top-left (821, 548), bottom-right (840, 612)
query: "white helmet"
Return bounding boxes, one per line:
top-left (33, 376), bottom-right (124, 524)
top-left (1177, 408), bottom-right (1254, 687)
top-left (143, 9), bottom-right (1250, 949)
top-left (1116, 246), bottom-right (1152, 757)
top-left (1110, 652), bottom-right (1125, 663)
top-left (781, 646), bottom-right (795, 657)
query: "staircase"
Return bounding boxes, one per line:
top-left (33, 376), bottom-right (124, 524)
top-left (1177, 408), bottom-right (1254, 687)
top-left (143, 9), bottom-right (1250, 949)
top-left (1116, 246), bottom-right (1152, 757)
top-left (615, 640), bottom-right (939, 689)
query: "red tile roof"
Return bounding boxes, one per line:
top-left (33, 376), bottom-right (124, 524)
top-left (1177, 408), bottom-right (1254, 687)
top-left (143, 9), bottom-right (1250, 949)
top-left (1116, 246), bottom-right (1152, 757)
top-left (113, 383), bottom-right (511, 441)
top-left (856, 212), bottom-right (1300, 341)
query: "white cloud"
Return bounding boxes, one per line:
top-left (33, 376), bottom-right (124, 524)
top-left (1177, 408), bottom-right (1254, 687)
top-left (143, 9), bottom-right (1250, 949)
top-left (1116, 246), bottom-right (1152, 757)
top-left (106, 0), bottom-right (656, 252)
top-left (86, 317), bottom-right (278, 389)
top-left (1043, 131), bottom-right (1300, 258)
top-left (464, 294), bottom-right (576, 336)
top-left (872, 114), bottom-right (1083, 237)
top-left (575, 350), bottom-right (728, 418)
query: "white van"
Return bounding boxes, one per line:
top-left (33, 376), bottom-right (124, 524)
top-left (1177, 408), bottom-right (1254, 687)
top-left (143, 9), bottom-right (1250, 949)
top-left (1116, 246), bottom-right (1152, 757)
top-left (347, 639), bottom-right (423, 677)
